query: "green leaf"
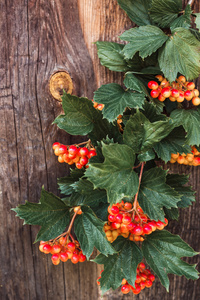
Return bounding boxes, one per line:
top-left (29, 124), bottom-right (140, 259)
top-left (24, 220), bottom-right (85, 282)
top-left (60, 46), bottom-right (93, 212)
top-left (96, 41), bottom-right (130, 72)
top-left (85, 143), bottom-right (139, 205)
top-left (170, 5), bottom-right (192, 30)
top-left (123, 110), bottom-right (173, 153)
top-left (91, 202), bottom-right (109, 222)
top-left (195, 13), bottom-right (200, 30)
top-left (117, 0), bottom-right (152, 26)
top-left (12, 188), bottom-right (70, 242)
top-left (170, 108), bottom-right (200, 146)
top-left (124, 73), bottom-right (147, 94)
top-left (138, 167), bottom-right (181, 221)
top-left (158, 28), bottom-right (200, 82)
top-left (141, 101), bottom-right (167, 122)
top-left (164, 207), bottom-right (179, 220)
top-left (58, 168), bottom-right (85, 196)
top-left (190, 28), bottom-right (200, 41)
top-left (166, 174), bottom-right (195, 208)
top-left (138, 150), bottom-right (156, 162)
top-left (149, 0), bottom-right (182, 28)
top-left (142, 230), bottom-right (199, 291)
top-left (74, 206), bottom-right (116, 259)
top-left (94, 237), bottom-right (143, 293)
top-left (93, 83), bottom-right (145, 122)
top-left (120, 25), bottom-right (168, 59)
top-left (53, 92), bottom-right (97, 135)
top-left (154, 127), bottom-right (191, 162)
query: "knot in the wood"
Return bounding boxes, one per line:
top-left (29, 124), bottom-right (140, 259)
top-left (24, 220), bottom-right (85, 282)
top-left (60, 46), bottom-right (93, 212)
top-left (49, 71), bottom-right (73, 101)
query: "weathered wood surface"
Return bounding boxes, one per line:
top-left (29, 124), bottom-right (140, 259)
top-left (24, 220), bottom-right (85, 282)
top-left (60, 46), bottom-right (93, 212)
top-left (0, 0), bottom-right (199, 299)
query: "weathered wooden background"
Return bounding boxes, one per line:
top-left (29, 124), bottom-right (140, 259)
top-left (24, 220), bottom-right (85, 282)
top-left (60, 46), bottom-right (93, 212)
top-left (1, 0), bottom-right (200, 299)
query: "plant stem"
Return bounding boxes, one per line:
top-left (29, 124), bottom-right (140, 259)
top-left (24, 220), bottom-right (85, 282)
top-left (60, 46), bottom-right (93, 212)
top-left (132, 162), bottom-right (145, 219)
top-left (50, 208), bottom-right (80, 242)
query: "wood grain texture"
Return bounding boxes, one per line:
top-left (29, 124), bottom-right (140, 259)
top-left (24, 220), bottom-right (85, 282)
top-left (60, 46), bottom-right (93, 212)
top-left (0, 0), bottom-right (199, 299)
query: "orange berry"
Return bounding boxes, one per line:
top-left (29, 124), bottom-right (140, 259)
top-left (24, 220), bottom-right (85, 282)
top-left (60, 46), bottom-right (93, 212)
top-left (192, 97), bottom-right (200, 106)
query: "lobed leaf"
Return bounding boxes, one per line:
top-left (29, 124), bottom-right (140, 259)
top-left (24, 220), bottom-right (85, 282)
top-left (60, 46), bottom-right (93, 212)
top-left (85, 143), bottom-right (139, 205)
top-left (93, 83), bottom-right (145, 122)
top-left (120, 25), bottom-right (168, 59)
top-left (12, 188), bottom-right (70, 242)
top-left (138, 167), bottom-right (181, 221)
top-left (149, 0), bottom-right (182, 28)
top-left (142, 231), bottom-right (199, 291)
top-left (123, 110), bottom-right (173, 153)
top-left (170, 5), bottom-right (192, 30)
top-left (170, 108), bottom-right (200, 146)
top-left (158, 28), bottom-right (200, 82)
top-left (117, 0), bottom-right (152, 26)
top-left (74, 206), bottom-right (116, 259)
top-left (94, 237), bottom-right (143, 293)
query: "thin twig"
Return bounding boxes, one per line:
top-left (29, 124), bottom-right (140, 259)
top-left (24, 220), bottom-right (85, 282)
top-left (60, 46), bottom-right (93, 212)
top-left (132, 162), bottom-right (145, 220)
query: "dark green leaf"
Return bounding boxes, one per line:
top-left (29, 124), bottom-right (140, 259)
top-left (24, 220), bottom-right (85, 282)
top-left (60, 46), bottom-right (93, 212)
top-left (158, 28), bottom-right (200, 82)
top-left (142, 230), bottom-right (199, 291)
top-left (154, 127), bottom-right (191, 162)
top-left (149, 0), bottom-right (182, 28)
top-left (58, 168), bottom-right (85, 196)
top-left (74, 206), bottom-right (116, 259)
top-left (138, 167), bottom-right (181, 221)
top-left (96, 41), bottom-right (130, 72)
top-left (141, 101), bottom-right (167, 122)
top-left (85, 143), bottom-right (139, 205)
top-left (138, 150), bottom-right (156, 162)
top-left (123, 110), bottom-right (173, 153)
top-left (190, 28), bottom-right (200, 41)
top-left (166, 174), bottom-right (195, 208)
top-left (170, 108), bottom-right (200, 146)
top-left (170, 5), bottom-right (192, 30)
top-left (124, 73), bottom-right (147, 94)
top-left (164, 207), bottom-right (179, 220)
top-left (91, 203), bottom-right (109, 222)
top-left (94, 237), bottom-right (143, 293)
top-left (120, 25), bottom-right (168, 59)
top-left (94, 83), bottom-right (145, 122)
top-left (12, 188), bottom-right (70, 242)
top-left (117, 0), bottom-right (152, 26)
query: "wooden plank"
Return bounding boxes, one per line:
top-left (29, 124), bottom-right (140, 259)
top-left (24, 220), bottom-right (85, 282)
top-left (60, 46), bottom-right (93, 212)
top-left (0, 0), bottom-right (199, 299)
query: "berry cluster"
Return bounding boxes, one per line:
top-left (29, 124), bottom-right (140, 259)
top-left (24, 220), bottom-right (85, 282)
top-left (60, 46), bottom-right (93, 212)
top-left (97, 262), bottom-right (155, 295)
top-left (39, 238), bottom-right (86, 265)
top-left (52, 142), bottom-right (96, 169)
top-left (104, 201), bottom-right (168, 243)
top-left (170, 146), bottom-right (200, 166)
top-left (148, 75), bottom-right (200, 106)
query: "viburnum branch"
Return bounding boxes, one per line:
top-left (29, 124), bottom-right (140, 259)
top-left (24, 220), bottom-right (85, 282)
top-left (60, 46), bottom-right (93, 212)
top-left (132, 162), bottom-right (145, 219)
top-left (50, 208), bottom-right (81, 242)
top-left (74, 139), bottom-right (91, 147)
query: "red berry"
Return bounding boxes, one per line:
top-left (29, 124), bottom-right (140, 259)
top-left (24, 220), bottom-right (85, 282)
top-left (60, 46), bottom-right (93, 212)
top-left (121, 284), bottom-right (131, 294)
top-left (87, 149), bottom-right (97, 159)
top-left (171, 88), bottom-right (179, 98)
top-left (158, 94), bottom-right (166, 102)
top-left (110, 206), bottom-right (119, 215)
top-left (51, 244), bottom-right (62, 254)
top-left (52, 142), bottom-right (60, 150)
top-left (115, 213), bottom-right (123, 223)
top-left (67, 242), bottom-right (76, 252)
top-left (124, 202), bottom-right (132, 210)
top-left (150, 89), bottom-right (159, 98)
top-left (71, 254), bottom-right (79, 264)
top-left (60, 252), bottom-right (69, 262)
top-left (127, 222), bottom-right (135, 231)
top-left (156, 220), bottom-right (165, 230)
top-left (120, 223), bottom-right (129, 233)
top-left (131, 283), bottom-right (141, 294)
top-left (135, 274), bottom-right (141, 283)
top-left (51, 253), bottom-right (60, 265)
top-left (68, 145), bottom-right (78, 155)
top-left (79, 147), bottom-right (89, 156)
top-left (133, 225), bottom-right (143, 236)
top-left (148, 221), bottom-right (157, 231)
top-left (108, 214), bottom-right (116, 223)
top-left (66, 250), bottom-right (73, 259)
top-left (79, 253), bottom-right (86, 262)
top-left (143, 224), bottom-right (153, 235)
top-left (43, 244), bottom-right (52, 254)
top-left (161, 87), bottom-right (171, 98)
top-left (59, 145), bottom-right (68, 154)
top-left (148, 81), bottom-right (159, 90)
top-left (148, 274), bottom-right (155, 282)
top-left (145, 279), bottom-right (153, 288)
top-left (79, 156), bottom-right (88, 166)
top-left (140, 281), bottom-right (146, 290)
top-left (187, 82), bottom-right (195, 90)
top-left (139, 262), bottom-right (146, 271)
top-left (111, 221), bottom-right (121, 229)
top-left (184, 90), bottom-right (193, 101)
top-left (122, 215), bottom-right (132, 225)
top-left (76, 162), bottom-right (83, 169)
